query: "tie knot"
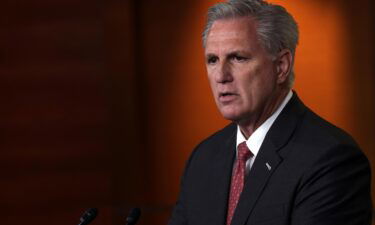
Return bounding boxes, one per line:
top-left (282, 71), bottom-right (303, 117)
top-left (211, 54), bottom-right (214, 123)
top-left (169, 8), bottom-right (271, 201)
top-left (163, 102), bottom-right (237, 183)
top-left (237, 141), bottom-right (252, 162)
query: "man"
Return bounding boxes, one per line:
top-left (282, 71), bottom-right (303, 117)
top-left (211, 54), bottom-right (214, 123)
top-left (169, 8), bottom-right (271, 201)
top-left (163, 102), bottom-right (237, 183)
top-left (169, 0), bottom-right (372, 225)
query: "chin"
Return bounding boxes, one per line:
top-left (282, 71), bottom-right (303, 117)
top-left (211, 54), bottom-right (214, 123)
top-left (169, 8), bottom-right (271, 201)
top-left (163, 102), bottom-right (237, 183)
top-left (219, 106), bottom-right (252, 123)
top-left (220, 110), bottom-right (242, 122)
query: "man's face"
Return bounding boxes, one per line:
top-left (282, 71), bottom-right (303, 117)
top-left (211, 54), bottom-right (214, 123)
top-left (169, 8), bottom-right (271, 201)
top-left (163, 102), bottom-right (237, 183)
top-left (205, 17), bottom-right (280, 124)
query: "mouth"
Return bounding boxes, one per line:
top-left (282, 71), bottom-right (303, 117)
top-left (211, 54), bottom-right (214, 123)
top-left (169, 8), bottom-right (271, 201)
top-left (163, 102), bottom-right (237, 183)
top-left (219, 92), bottom-right (237, 97)
top-left (218, 92), bottom-right (238, 102)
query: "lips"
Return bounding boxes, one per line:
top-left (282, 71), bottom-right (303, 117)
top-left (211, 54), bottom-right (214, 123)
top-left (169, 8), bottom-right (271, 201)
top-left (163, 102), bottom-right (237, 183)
top-left (219, 92), bottom-right (237, 97)
top-left (218, 92), bottom-right (238, 103)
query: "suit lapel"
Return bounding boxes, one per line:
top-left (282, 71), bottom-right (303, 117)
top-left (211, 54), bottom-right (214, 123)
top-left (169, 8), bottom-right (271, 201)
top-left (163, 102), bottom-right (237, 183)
top-left (231, 93), bottom-right (307, 225)
top-left (209, 125), bottom-right (237, 225)
top-left (231, 138), bottom-right (282, 225)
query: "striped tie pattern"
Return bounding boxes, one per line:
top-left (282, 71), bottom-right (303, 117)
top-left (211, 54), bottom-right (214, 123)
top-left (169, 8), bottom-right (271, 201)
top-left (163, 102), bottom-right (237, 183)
top-left (226, 141), bottom-right (252, 225)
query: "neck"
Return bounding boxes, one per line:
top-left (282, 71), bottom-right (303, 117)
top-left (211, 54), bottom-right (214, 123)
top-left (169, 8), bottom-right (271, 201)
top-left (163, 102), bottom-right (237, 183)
top-left (238, 89), bottom-right (290, 139)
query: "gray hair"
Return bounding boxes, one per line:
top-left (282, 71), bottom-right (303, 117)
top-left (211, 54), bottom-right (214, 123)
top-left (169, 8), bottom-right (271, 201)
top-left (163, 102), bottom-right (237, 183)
top-left (202, 0), bottom-right (299, 87)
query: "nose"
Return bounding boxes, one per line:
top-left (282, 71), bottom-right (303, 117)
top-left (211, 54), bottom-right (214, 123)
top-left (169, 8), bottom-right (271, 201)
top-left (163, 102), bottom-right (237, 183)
top-left (215, 61), bottom-right (233, 83)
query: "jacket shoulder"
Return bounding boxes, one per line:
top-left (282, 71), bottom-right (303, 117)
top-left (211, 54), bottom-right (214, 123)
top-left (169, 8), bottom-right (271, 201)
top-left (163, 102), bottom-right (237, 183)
top-left (195, 123), bottom-right (236, 149)
top-left (300, 108), bottom-right (359, 148)
top-left (184, 123), bottom-right (236, 170)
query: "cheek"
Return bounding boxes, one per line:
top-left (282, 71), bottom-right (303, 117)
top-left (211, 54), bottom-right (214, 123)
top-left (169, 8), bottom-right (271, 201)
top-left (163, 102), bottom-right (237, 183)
top-left (207, 74), bottom-right (215, 88)
top-left (234, 68), bottom-right (257, 91)
top-left (251, 65), bottom-right (275, 87)
top-left (207, 73), bottom-right (218, 95)
top-left (236, 67), bottom-right (271, 101)
top-left (206, 68), bottom-right (214, 84)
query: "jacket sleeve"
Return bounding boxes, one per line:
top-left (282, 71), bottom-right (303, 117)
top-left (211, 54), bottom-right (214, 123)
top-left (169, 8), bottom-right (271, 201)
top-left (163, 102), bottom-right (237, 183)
top-left (168, 145), bottom-right (200, 225)
top-left (168, 171), bottom-right (188, 225)
top-left (291, 144), bottom-right (372, 225)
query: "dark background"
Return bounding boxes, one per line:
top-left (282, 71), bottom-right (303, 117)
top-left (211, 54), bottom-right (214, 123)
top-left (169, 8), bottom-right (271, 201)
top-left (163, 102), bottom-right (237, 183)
top-left (1, 0), bottom-right (374, 225)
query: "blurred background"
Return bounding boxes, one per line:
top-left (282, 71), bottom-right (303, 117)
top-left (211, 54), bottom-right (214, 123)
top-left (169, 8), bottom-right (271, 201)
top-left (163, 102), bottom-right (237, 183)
top-left (1, 0), bottom-right (374, 224)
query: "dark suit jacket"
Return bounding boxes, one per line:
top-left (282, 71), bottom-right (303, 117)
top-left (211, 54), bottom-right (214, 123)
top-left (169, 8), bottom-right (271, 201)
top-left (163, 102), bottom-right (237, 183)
top-left (169, 93), bottom-right (372, 225)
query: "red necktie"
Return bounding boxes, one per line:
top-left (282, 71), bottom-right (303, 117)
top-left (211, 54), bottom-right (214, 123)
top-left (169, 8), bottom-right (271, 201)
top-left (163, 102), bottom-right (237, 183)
top-left (226, 141), bottom-right (253, 225)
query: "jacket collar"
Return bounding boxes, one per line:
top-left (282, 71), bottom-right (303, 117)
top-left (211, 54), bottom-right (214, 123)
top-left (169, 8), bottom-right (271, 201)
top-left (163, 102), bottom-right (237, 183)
top-left (231, 92), bottom-right (307, 225)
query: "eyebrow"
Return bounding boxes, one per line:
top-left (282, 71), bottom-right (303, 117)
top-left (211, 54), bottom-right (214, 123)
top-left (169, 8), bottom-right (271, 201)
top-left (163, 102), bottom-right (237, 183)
top-left (205, 53), bottom-right (217, 59)
top-left (227, 50), bottom-right (249, 56)
top-left (205, 50), bottom-right (250, 58)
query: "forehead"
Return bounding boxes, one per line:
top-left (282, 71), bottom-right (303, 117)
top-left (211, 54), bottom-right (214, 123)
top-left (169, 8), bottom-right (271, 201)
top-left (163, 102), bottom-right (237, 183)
top-left (205, 17), bottom-right (260, 52)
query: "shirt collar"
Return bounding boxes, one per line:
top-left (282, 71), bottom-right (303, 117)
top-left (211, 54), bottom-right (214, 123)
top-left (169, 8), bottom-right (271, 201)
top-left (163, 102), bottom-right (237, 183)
top-left (236, 90), bottom-right (293, 156)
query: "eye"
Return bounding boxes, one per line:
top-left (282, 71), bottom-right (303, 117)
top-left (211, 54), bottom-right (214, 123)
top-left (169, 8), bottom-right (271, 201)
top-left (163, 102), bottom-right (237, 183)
top-left (232, 55), bottom-right (247, 62)
top-left (207, 56), bottom-right (219, 65)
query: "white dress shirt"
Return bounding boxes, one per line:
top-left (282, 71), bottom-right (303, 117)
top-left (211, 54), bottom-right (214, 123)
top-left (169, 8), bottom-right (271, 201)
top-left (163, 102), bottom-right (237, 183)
top-left (236, 90), bottom-right (293, 174)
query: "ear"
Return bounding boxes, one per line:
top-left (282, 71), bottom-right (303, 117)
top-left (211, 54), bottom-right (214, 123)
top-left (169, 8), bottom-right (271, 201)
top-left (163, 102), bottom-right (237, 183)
top-left (275, 49), bottom-right (293, 84)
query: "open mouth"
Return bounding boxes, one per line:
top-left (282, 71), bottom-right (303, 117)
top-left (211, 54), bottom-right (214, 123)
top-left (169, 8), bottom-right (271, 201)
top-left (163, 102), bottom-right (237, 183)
top-left (219, 92), bottom-right (236, 97)
top-left (218, 92), bottom-right (238, 103)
